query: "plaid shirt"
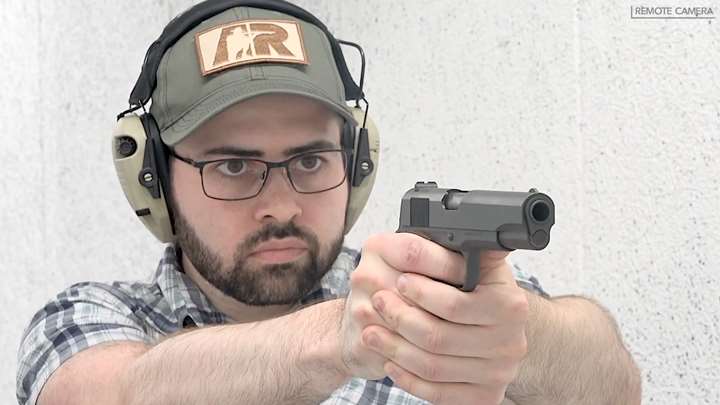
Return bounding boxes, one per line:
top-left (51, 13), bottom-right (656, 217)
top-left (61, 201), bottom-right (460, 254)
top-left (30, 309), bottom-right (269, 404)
top-left (17, 245), bottom-right (547, 405)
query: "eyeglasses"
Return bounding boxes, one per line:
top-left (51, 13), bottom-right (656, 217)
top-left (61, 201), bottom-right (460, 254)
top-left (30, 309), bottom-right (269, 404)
top-left (169, 149), bottom-right (351, 201)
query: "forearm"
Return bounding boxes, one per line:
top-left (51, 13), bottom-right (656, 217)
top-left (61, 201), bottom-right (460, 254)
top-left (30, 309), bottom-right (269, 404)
top-left (119, 299), bottom-right (349, 405)
top-left (507, 292), bottom-right (641, 405)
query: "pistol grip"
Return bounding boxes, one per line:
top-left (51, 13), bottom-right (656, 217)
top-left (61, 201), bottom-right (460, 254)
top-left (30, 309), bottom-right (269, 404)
top-left (461, 250), bottom-right (481, 292)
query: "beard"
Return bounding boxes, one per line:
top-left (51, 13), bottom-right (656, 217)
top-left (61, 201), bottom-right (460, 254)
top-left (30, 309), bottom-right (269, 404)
top-left (172, 209), bottom-right (344, 306)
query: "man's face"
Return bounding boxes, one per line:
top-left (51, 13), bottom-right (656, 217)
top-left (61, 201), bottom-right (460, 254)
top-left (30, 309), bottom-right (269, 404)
top-left (169, 94), bottom-right (349, 306)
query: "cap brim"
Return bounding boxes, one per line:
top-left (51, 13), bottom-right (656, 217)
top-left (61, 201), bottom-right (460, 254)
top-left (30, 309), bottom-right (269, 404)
top-left (160, 78), bottom-right (358, 146)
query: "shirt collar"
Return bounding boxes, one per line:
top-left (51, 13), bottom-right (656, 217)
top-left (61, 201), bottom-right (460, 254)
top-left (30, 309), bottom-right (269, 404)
top-left (153, 245), bottom-right (228, 328)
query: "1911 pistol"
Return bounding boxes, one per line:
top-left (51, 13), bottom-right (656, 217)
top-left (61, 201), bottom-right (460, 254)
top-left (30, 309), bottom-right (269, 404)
top-left (397, 182), bottom-right (555, 292)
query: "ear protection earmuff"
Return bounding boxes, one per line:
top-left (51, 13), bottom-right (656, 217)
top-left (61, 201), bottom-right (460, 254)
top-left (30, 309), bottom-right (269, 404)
top-left (112, 0), bottom-right (379, 243)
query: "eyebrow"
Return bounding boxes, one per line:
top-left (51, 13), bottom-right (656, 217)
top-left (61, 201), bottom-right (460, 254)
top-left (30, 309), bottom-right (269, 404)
top-left (203, 140), bottom-right (340, 159)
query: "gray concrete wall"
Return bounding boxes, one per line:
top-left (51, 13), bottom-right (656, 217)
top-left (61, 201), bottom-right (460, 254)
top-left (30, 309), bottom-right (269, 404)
top-left (1, 0), bottom-right (718, 403)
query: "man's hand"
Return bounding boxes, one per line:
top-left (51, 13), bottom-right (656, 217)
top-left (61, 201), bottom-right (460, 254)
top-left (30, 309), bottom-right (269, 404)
top-left (344, 232), bottom-right (529, 405)
top-left (339, 234), bottom-right (403, 379)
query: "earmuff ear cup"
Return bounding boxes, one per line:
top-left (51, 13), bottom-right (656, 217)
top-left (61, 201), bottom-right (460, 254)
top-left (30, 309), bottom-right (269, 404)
top-left (112, 114), bottom-right (174, 242)
top-left (344, 107), bottom-right (380, 234)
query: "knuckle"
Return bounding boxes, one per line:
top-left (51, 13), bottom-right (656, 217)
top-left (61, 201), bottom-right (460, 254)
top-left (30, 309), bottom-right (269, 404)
top-left (364, 232), bottom-right (394, 254)
top-left (351, 304), bottom-right (375, 324)
top-left (405, 238), bottom-right (425, 269)
top-left (349, 270), bottom-right (365, 288)
top-left (409, 279), bottom-right (424, 302)
top-left (350, 269), bottom-right (380, 290)
top-left (423, 326), bottom-right (445, 352)
top-left (438, 256), bottom-right (453, 280)
top-left (506, 291), bottom-right (530, 321)
top-left (349, 271), bottom-right (368, 290)
top-left (442, 295), bottom-right (461, 320)
top-left (418, 358), bottom-right (440, 380)
top-left (402, 374), bottom-right (418, 398)
top-left (427, 387), bottom-right (445, 405)
top-left (390, 308), bottom-right (406, 330)
top-left (363, 233), bottom-right (385, 251)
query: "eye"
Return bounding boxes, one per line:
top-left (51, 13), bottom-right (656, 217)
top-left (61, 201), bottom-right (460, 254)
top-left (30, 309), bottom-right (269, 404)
top-left (215, 159), bottom-right (248, 176)
top-left (295, 154), bottom-right (324, 172)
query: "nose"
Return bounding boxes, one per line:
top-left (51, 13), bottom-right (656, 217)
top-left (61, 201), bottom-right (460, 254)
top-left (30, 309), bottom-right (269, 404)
top-left (252, 166), bottom-right (302, 224)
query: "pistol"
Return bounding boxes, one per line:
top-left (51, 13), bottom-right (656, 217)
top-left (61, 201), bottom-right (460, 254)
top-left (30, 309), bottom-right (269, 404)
top-left (397, 182), bottom-right (555, 292)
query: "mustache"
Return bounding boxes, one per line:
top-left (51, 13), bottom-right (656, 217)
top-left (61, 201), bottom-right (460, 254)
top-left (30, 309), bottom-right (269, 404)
top-left (243, 221), bottom-right (314, 250)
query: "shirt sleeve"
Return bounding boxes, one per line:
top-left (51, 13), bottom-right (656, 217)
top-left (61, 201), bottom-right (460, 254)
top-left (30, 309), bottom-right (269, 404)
top-left (16, 282), bottom-right (152, 405)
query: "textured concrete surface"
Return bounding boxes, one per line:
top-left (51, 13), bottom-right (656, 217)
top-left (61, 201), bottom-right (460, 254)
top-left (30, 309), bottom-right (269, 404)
top-left (1, 0), bottom-right (718, 403)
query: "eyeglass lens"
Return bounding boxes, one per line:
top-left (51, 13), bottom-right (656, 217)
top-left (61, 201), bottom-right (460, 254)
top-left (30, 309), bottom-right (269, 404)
top-left (201, 150), bottom-right (347, 200)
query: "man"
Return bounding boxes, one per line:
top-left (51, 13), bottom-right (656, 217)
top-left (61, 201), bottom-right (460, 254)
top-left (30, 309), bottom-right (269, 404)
top-left (17, 1), bottom-right (641, 404)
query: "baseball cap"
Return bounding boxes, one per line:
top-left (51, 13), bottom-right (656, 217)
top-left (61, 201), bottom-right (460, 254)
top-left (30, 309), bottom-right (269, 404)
top-left (149, 5), bottom-right (357, 146)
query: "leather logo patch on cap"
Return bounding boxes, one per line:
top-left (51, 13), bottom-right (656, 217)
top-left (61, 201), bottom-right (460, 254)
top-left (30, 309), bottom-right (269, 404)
top-left (195, 19), bottom-right (308, 76)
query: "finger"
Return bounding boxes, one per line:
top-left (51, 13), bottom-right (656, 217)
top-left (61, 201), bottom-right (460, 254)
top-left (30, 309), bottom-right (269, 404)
top-left (371, 290), bottom-right (526, 358)
top-left (347, 294), bottom-right (390, 329)
top-left (396, 273), bottom-right (529, 326)
top-left (383, 361), bottom-right (507, 405)
top-left (474, 250), bottom-right (516, 286)
top-left (351, 253), bottom-right (403, 292)
top-left (363, 325), bottom-right (503, 384)
top-left (365, 233), bottom-right (465, 285)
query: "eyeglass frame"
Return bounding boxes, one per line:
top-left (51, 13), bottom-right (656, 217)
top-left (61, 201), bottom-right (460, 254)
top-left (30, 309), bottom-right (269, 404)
top-left (167, 148), bottom-right (353, 201)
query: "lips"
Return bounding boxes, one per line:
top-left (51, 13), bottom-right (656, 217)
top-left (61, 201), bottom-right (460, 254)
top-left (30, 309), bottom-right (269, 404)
top-left (248, 238), bottom-right (308, 264)
top-left (250, 238), bottom-right (308, 254)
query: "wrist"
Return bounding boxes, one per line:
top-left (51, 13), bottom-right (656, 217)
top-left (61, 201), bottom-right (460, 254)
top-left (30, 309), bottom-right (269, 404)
top-left (507, 292), bottom-right (565, 403)
top-left (293, 299), bottom-right (351, 393)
